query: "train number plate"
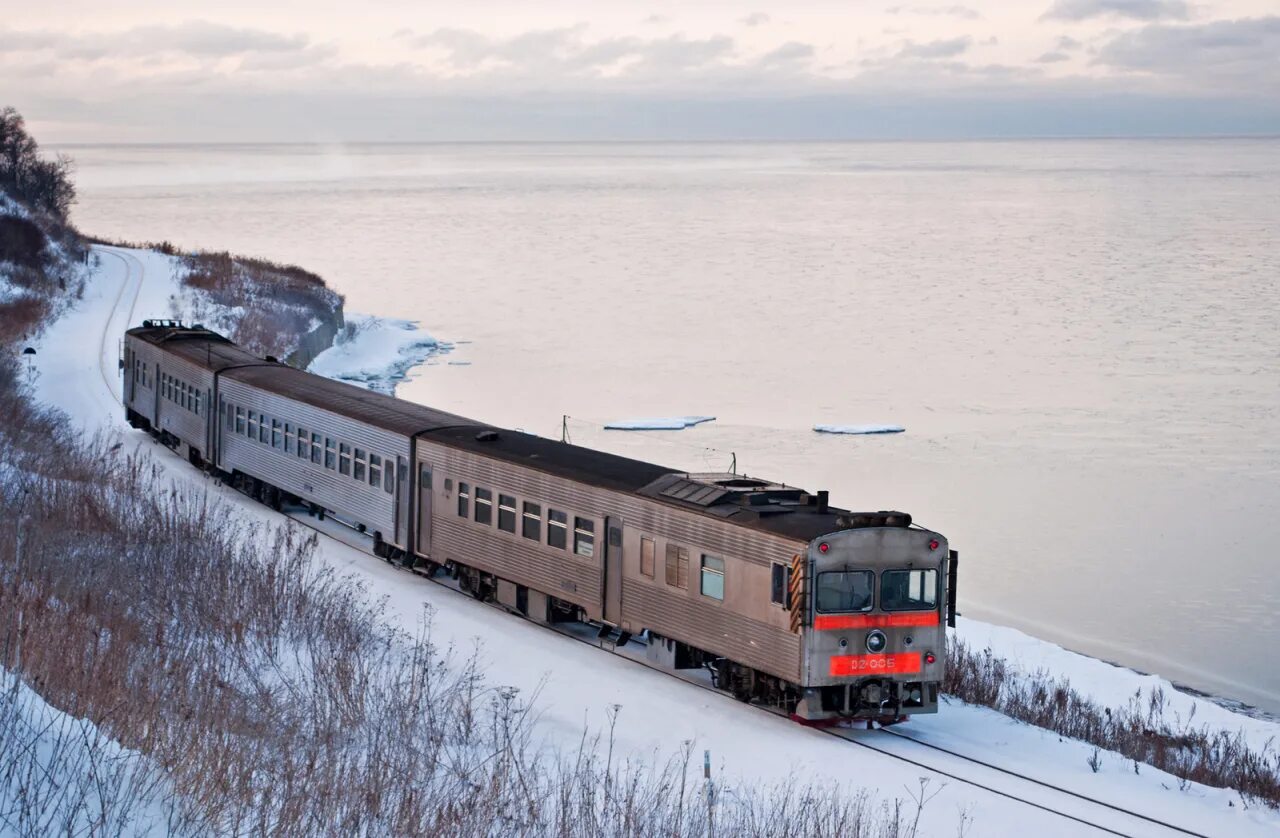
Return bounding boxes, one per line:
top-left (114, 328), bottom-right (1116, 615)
top-left (829, 652), bottom-right (922, 677)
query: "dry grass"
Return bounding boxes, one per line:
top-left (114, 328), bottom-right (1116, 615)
top-left (0, 296), bottom-right (50, 345)
top-left (945, 637), bottom-right (1280, 808)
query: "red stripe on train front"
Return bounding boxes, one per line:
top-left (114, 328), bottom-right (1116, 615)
top-left (829, 652), bottom-right (922, 677)
top-left (813, 612), bottom-right (939, 630)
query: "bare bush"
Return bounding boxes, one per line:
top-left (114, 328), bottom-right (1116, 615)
top-left (946, 637), bottom-right (1280, 807)
top-left (175, 250), bottom-right (343, 360)
top-left (0, 107), bottom-right (75, 220)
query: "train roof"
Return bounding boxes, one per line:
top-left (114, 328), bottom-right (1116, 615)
top-left (129, 322), bottom-right (471, 436)
top-left (223, 364), bottom-right (472, 436)
top-left (129, 323), bottom-right (918, 543)
top-left (420, 428), bottom-right (910, 542)
top-left (421, 424), bottom-right (676, 494)
top-left (128, 322), bottom-right (266, 371)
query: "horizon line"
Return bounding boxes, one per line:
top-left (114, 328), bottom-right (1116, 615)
top-left (46, 132), bottom-right (1280, 148)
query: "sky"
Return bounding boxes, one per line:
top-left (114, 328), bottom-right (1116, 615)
top-left (2, 0), bottom-right (1279, 141)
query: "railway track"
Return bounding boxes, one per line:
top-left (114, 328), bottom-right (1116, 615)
top-left (95, 246), bottom-right (145, 408)
top-left (92, 245), bottom-right (1213, 838)
top-left (276, 505), bottom-right (1206, 838)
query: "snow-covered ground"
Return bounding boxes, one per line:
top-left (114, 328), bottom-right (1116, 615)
top-left (605, 415), bottom-right (716, 431)
top-left (308, 313), bottom-right (450, 394)
top-left (0, 669), bottom-right (184, 836)
top-left (814, 423), bottom-right (907, 435)
top-left (24, 245), bottom-right (1280, 836)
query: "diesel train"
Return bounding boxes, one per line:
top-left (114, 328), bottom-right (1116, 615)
top-left (123, 320), bottom-right (958, 723)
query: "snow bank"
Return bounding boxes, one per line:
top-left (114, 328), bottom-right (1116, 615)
top-left (956, 616), bottom-right (1280, 751)
top-left (814, 423), bottom-right (905, 435)
top-left (0, 668), bottom-right (185, 836)
top-left (605, 416), bottom-right (716, 430)
top-left (308, 314), bottom-right (449, 395)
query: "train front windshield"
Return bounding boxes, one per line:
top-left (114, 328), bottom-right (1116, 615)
top-left (815, 570), bottom-right (873, 613)
top-left (880, 569), bottom-right (939, 611)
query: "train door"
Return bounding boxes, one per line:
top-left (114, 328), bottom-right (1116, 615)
top-left (391, 455), bottom-right (407, 547)
top-left (603, 516), bottom-right (624, 625)
top-left (413, 460), bottom-right (430, 555)
top-left (205, 387), bottom-right (215, 463)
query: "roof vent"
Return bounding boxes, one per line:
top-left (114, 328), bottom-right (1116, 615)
top-left (716, 477), bottom-right (769, 489)
top-left (475, 430), bottom-right (500, 442)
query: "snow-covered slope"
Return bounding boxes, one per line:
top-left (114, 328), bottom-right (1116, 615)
top-left (0, 669), bottom-right (187, 836)
top-left (25, 245), bottom-right (1280, 836)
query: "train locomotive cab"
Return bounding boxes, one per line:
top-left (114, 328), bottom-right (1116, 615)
top-left (793, 523), bottom-right (951, 724)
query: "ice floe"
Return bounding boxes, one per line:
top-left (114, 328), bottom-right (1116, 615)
top-left (605, 416), bottom-right (716, 431)
top-left (308, 314), bottom-right (450, 395)
top-left (814, 423), bottom-right (905, 435)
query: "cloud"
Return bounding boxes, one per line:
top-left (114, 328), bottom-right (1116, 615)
top-left (1056, 36), bottom-right (1083, 50)
top-left (1036, 51), bottom-right (1072, 62)
top-left (885, 5), bottom-right (982, 20)
top-left (0, 20), bottom-right (313, 61)
top-left (1094, 16), bottom-right (1280, 86)
top-left (740, 13), bottom-right (771, 27)
top-left (896, 36), bottom-right (972, 59)
top-left (756, 42), bottom-right (815, 67)
top-left (1040, 0), bottom-right (1189, 23)
top-left (408, 26), bottom-right (742, 84)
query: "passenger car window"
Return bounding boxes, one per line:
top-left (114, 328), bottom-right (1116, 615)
top-left (498, 495), bottom-right (517, 532)
top-left (296, 427), bottom-right (308, 457)
top-left (383, 460), bottom-right (395, 493)
top-left (353, 448), bottom-right (366, 481)
top-left (271, 419), bottom-right (281, 449)
top-left (880, 569), bottom-right (938, 611)
top-left (700, 555), bottom-right (725, 601)
top-left (324, 437), bottom-right (336, 469)
top-left (640, 537), bottom-right (655, 578)
top-left (369, 453), bottom-right (382, 486)
top-left (573, 517), bottom-right (595, 557)
top-left (522, 502), bottom-right (541, 540)
top-left (770, 563), bottom-right (792, 608)
top-left (310, 433), bottom-right (322, 464)
top-left (338, 443), bottom-right (351, 475)
top-left (547, 509), bottom-right (567, 549)
top-left (235, 407), bottom-right (245, 435)
top-left (815, 571), bottom-right (873, 613)
top-left (457, 482), bottom-right (470, 517)
top-left (665, 544), bottom-right (689, 589)
top-left (474, 488), bottom-right (493, 525)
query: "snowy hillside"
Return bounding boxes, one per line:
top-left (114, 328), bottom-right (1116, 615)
top-left (0, 669), bottom-right (190, 836)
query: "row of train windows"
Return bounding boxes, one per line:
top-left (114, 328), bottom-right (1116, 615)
top-left (440, 476), bottom-right (789, 608)
top-left (454, 482), bottom-right (597, 558)
top-left (638, 538), bottom-right (791, 608)
top-left (637, 538), bottom-right (725, 601)
top-left (222, 403), bottom-right (395, 494)
top-left (131, 357), bottom-right (151, 389)
top-left (160, 373), bottom-right (201, 416)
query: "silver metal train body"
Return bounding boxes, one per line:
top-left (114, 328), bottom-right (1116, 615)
top-left (123, 321), bottom-right (958, 723)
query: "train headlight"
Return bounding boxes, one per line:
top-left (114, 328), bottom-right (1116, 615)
top-left (866, 630), bottom-right (887, 654)
top-left (925, 651), bottom-right (937, 665)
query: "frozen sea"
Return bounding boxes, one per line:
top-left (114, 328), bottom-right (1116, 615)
top-left (62, 139), bottom-right (1280, 713)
